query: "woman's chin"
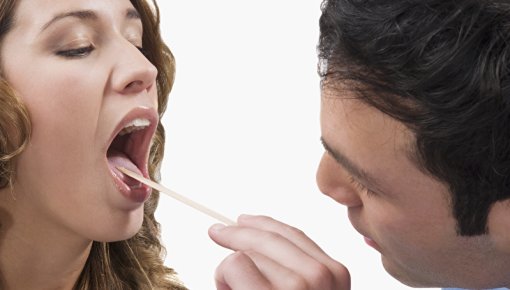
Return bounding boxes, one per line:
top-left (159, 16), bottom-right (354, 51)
top-left (90, 209), bottom-right (145, 242)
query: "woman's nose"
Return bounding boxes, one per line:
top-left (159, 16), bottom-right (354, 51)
top-left (316, 153), bottom-right (363, 208)
top-left (111, 43), bottom-right (158, 95)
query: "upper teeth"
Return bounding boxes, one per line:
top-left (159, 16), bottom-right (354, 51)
top-left (118, 118), bottom-right (150, 136)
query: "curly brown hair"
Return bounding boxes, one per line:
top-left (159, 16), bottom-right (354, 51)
top-left (319, 0), bottom-right (510, 236)
top-left (0, 0), bottom-right (186, 289)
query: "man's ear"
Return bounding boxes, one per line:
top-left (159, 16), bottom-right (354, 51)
top-left (487, 199), bottom-right (510, 253)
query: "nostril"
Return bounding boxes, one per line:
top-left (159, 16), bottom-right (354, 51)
top-left (126, 80), bottom-right (141, 89)
top-left (116, 64), bottom-right (157, 94)
top-left (145, 81), bottom-right (154, 92)
top-left (124, 79), bottom-right (154, 94)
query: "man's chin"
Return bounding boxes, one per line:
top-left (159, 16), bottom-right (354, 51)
top-left (380, 255), bottom-right (435, 288)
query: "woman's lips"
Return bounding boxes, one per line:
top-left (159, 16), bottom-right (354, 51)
top-left (108, 160), bottom-right (152, 203)
top-left (104, 107), bottom-right (158, 204)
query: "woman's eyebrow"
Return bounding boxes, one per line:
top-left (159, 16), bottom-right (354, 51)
top-left (41, 10), bottom-right (98, 32)
top-left (40, 8), bottom-right (141, 33)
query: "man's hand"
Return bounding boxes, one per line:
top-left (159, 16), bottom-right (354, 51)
top-left (208, 214), bottom-right (350, 290)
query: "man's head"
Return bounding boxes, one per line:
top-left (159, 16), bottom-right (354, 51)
top-left (316, 0), bottom-right (510, 287)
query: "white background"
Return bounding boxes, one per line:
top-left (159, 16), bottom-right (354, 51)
top-left (155, 1), bottom-right (437, 289)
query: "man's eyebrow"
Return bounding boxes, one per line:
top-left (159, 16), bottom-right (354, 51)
top-left (41, 8), bottom-right (141, 32)
top-left (320, 137), bottom-right (381, 188)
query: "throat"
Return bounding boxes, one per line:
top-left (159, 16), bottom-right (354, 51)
top-left (0, 216), bottom-right (92, 290)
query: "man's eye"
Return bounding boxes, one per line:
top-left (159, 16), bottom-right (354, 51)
top-left (348, 176), bottom-right (377, 197)
top-left (56, 45), bottom-right (95, 58)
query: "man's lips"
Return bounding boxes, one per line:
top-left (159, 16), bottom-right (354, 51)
top-left (364, 236), bottom-right (381, 251)
top-left (347, 209), bottom-right (382, 252)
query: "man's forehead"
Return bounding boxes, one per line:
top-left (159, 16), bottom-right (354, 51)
top-left (320, 86), bottom-right (419, 171)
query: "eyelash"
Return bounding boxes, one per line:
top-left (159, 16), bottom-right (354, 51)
top-left (56, 45), bottom-right (147, 59)
top-left (56, 45), bottom-right (95, 58)
top-left (348, 175), bottom-right (376, 197)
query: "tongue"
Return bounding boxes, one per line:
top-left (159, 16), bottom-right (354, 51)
top-left (107, 150), bottom-right (142, 187)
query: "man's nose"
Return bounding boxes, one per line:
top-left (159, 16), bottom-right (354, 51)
top-left (316, 153), bottom-right (363, 208)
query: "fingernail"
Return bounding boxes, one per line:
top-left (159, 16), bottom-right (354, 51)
top-left (210, 223), bottom-right (226, 232)
top-left (238, 214), bottom-right (255, 221)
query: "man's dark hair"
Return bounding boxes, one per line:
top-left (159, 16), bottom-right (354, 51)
top-left (318, 0), bottom-right (510, 236)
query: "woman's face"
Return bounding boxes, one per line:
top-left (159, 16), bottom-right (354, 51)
top-left (0, 0), bottom-right (159, 241)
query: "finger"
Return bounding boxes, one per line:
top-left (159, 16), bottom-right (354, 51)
top-left (237, 215), bottom-right (349, 283)
top-left (214, 251), bottom-right (271, 290)
top-left (237, 215), bottom-right (328, 257)
top-left (243, 250), bottom-right (331, 290)
top-left (209, 218), bottom-right (350, 289)
top-left (209, 222), bottom-right (337, 287)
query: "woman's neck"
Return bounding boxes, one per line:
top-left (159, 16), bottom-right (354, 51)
top-left (0, 196), bottom-right (92, 290)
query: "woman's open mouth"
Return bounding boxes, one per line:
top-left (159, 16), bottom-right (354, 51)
top-left (106, 108), bottom-right (158, 203)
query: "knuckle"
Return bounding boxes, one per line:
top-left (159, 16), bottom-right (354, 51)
top-left (331, 260), bottom-right (350, 277)
top-left (260, 230), bottom-right (283, 242)
top-left (242, 249), bottom-right (257, 259)
top-left (281, 275), bottom-right (308, 290)
top-left (330, 261), bottom-right (351, 289)
top-left (286, 224), bottom-right (306, 237)
top-left (221, 251), bottom-right (250, 269)
top-left (307, 263), bottom-right (334, 287)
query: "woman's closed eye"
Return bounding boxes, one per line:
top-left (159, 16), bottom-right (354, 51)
top-left (56, 45), bottom-right (95, 58)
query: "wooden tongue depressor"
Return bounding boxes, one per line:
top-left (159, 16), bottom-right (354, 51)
top-left (118, 167), bottom-right (236, 225)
